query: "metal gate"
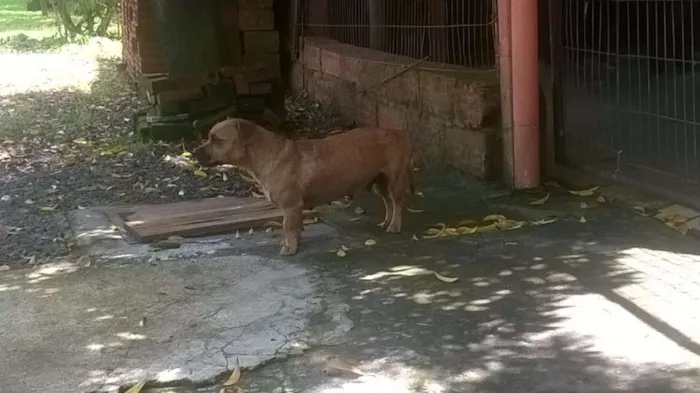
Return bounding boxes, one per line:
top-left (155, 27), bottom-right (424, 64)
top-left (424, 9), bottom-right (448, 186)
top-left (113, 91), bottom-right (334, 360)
top-left (549, 0), bottom-right (700, 201)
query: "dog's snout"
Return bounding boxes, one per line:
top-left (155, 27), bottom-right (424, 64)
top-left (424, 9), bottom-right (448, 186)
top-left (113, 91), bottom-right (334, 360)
top-left (193, 145), bottom-right (211, 166)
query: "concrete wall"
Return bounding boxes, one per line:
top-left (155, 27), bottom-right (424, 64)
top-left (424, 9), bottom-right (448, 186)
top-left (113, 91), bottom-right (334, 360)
top-left (291, 37), bottom-right (502, 179)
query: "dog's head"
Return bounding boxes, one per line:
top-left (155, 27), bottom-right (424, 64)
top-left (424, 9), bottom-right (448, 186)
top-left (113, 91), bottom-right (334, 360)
top-left (194, 118), bottom-right (256, 167)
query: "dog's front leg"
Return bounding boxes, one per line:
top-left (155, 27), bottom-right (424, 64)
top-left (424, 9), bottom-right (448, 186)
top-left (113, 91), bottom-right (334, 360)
top-left (280, 206), bottom-right (304, 256)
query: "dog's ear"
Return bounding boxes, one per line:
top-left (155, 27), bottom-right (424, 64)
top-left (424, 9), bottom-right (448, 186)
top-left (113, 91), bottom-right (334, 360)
top-left (236, 119), bottom-right (257, 144)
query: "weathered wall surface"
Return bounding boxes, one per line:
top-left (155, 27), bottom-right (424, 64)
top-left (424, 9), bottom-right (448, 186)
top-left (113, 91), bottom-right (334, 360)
top-left (292, 37), bottom-right (501, 179)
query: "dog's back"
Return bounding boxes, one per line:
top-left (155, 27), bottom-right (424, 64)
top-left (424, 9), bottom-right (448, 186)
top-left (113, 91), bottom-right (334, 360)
top-left (295, 127), bottom-right (412, 208)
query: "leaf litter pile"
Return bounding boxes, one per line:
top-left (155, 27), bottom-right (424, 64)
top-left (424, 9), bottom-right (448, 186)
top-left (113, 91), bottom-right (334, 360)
top-left (0, 58), bottom-right (347, 266)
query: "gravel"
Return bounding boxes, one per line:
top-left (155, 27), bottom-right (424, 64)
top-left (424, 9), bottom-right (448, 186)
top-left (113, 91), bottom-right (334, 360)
top-left (0, 42), bottom-right (345, 266)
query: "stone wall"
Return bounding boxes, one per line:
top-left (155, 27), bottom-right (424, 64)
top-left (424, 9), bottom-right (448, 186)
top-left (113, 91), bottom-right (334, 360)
top-left (291, 37), bottom-right (501, 179)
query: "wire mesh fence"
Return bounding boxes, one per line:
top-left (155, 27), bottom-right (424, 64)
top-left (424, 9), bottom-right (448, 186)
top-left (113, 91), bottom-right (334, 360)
top-left (556, 0), bottom-right (700, 190)
top-left (296, 0), bottom-right (497, 69)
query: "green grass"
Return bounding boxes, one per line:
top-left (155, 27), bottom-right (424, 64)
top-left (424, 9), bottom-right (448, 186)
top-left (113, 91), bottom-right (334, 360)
top-left (0, 0), bottom-right (56, 39)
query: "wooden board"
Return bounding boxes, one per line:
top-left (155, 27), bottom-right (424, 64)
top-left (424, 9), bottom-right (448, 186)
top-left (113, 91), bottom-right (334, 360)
top-left (105, 197), bottom-right (316, 243)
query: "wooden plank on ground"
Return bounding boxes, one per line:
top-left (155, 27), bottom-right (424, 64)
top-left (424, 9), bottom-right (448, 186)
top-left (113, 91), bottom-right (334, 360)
top-left (120, 196), bottom-right (317, 242)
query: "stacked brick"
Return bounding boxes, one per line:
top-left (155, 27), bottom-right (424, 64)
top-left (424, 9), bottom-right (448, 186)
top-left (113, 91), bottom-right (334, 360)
top-left (122, 0), bottom-right (283, 140)
top-left (121, 0), bottom-right (168, 79)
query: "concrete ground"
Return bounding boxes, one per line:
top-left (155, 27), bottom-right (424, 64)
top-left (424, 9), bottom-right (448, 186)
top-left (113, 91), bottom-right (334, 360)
top-left (2, 173), bottom-right (700, 393)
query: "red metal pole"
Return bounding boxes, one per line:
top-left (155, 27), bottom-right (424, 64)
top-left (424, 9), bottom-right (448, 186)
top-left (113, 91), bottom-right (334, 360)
top-left (496, 0), bottom-right (514, 185)
top-left (510, 0), bottom-right (540, 188)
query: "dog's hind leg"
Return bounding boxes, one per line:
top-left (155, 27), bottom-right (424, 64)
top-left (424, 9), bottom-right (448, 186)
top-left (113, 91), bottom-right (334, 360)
top-left (372, 176), bottom-right (393, 229)
top-left (280, 206), bottom-right (304, 256)
top-left (385, 167), bottom-right (410, 233)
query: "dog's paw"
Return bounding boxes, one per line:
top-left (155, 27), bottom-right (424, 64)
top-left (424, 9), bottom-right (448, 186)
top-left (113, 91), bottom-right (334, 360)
top-left (385, 225), bottom-right (401, 234)
top-left (279, 245), bottom-right (298, 256)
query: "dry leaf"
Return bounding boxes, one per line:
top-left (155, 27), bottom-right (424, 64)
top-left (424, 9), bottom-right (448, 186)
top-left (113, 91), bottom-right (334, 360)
top-left (530, 193), bottom-right (550, 205)
top-left (194, 169), bottom-right (207, 177)
top-left (411, 234), bottom-right (419, 241)
top-left (223, 358), bottom-right (241, 386)
top-left (0, 265), bottom-right (9, 272)
top-left (457, 226), bottom-right (478, 235)
top-left (248, 228), bottom-right (254, 235)
top-left (39, 204), bottom-right (59, 212)
top-left (416, 191), bottom-right (425, 198)
top-left (222, 173), bottom-right (229, 182)
top-left (580, 202), bottom-right (589, 209)
top-left (235, 230), bottom-right (241, 239)
top-left (331, 200), bottom-right (353, 208)
top-left (168, 235), bottom-right (185, 242)
top-left (433, 271), bottom-right (459, 283)
top-left (457, 219), bottom-right (478, 226)
top-left (109, 224), bottom-right (119, 231)
top-left (348, 217), bottom-right (361, 222)
top-left (498, 220), bottom-right (526, 230)
top-left (263, 221), bottom-right (283, 228)
top-left (483, 214), bottom-right (507, 223)
top-left (125, 380), bottom-right (147, 393)
top-left (531, 217), bottom-right (557, 226)
top-left (303, 217), bottom-right (319, 225)
top-left (634, 205), bottom-right (647, 213)
top-left (596, 195), bottom-right (606, 203)
top-left (407, 207), bottom-right (424, 213)
top-left (265, 227), bottom-right (273, 233)
top-left (240, 173), bottom-right (257, 183)
top-left (364, 239), bottom-right (377, 246)
top-left (444, 227), bottom-right (460, 236)
top-left (24, 199), bottom-right (34, 205)
top-left (139, 316), bottom-right (147, 327)
top-left (568, 186), bottom-right (600, 196)
top-left (336, 249), bottom-right (347, 257)
top-left (341, 245), bottom-right (349, 251)
top-left (579, 216), bottom-right (587, 223)
top-left (323, 358), bottom-right (365, 378)
top-left (76, 255), bottom-right (91, 268)
top-left (505, 241), bottom-right (518, 245)
top-left (476, 223), bottom-right (499, 233)
top-left (423, 223), bottom-right (446, 239)
top-left (354, 206), bottom-right (366, 215)
top-left (251, 190), bottom-right (265, 199)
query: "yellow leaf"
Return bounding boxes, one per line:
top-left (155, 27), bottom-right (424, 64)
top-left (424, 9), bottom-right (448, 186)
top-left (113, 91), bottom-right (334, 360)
top-left (596, 195), bottom-right (606, 203)
top-left (457, 219), bottom-right (478, 226)
top-left (433, 271), bottom-right (459, 283)
top-left (109, 224), bottom-right (119, 231)
top-left (423, 223), bottom-right (446, 239)
top-left (222, 358), bottom-right (241, 386)
top-left (364, 239), bottom-right (377, 246)
top-left (124, 380), bottom-right (147, 393)
top-left (530, 193), bottom-right (550, 205)
top-left (406, 207), bottom-right (424, 213)
top-left (39, 204), bottom-right (59, 212)
top-left (579, 216), bottom-right (587, 223)
top-left (531, 217), bottom-right (557, 226)
top-left (498, 220), bottom-right (526, 230)
top-left (477, 223), bottom-right (499, 233)
top-left (193, 169), bottom-right (207, 177)
top-left (457, 226), bottom-right (478, 235)
top-left (341, 245), bottom-right (349, 251)
top-left (568, 185), bottom-right (600, 196)
top-left (167, 235), bottom-right (184, 241)
top-left (483, 214), bottom-right (507, 223)
top-left (181, 151), bottom-right (192, 158)
top-left (666, 222), bottom-right (689, 235)
top-left (73, 138), bottom-right (88, 145)
top-left (336, 249), bottom-right (347, 257)
top-left (111, 172), bottom-right (133, 179)
top-left (263, 221), bottom-right (283, 228)
top-left (580, 202), bottom-right (589, 209)
top-left (2, 139), bottom-right (13, 145)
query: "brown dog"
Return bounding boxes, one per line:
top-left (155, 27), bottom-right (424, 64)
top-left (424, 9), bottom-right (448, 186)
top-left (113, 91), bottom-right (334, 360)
top-left (193, 118), bottom-right (414, 256)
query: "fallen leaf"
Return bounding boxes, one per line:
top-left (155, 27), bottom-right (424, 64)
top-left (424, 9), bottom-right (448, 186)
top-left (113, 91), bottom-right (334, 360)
top-left (181, 151), bottom-right (192, 158)
top-left (530, 193), bottom-right (550, 205)
top-left (411, 234), bottom-right (419, 241)
top-left (109, 224), bottom-right (119, 231)
top-left (24, 199), bottom-right (34, 205)
top-left (354, 206), bottom-right (366, 215)
top-left (263, 221), bottom-right (283, 228)
top-left (265, 227), bottom-right (273, 233)
top-left (331, 199), bottom-right (353, 208)
top-left (505, 241), bottom-right (518, 245)
top-left (73, 137), bottom-right (88, 145)
top-left (634, 205), bottom-right (647, 213)
top-left (531, 217), bottom-right (558, 226)
top-left (498, 220), bottom-right (526, 230)
top-left (483, 214), bottom-right (507, 223)
top-left (27, 255), bottom-right (36, 265)
top-left (433, 271), bottom-right (459, 283)
top-left (423, 223), bottom-right (446, 239)
top-left (457, 226), bottom-right (478, 235)
top-left (568, 186), bottom-right (600, 196)
top-left (222, 358), bottom-right (241, 386)
top-left (77, 186), bottom-right (98, 191)
top-left (139, 316), bottom-right (147, 327)
top-left (416, 191), bottom-right (425, 198)
top-left (336, 248), bottom-right (347, 257)
top-left (193, 169), bottom-right (207, 177)
top-left (323, 358), bottom-right (365, 378)
top-left (251, 190), bottom-right (265, 199)
top-left (239, 173), bottom-right (257, 183)
top-left (178, 190), bottom-right (185, 196)
top-left (457, 219), bottom-right (478, 226)
top-left (235, 230), bottom-right (241, 239)
top-left (444, 227), bottom-right (460, 236)
top-left (364, 239), bottom-right (377, 246)
top-left (579, 216), bottom-right (587, 223)
top-left (167, 235), bottom-right (185, 242)
top-left (248, 228), bottom-right (254, 235)
top-left (0, 265), bottom-right (9, 272)
top-left (341, 245), bottom-right (349, 251)
top-left (39, 204), bottom-right (59, 212)
top-left (222, 173), bottom-right (229, 182)
top-left (596, 195), bottom-right (606, 203)
top-left (111, 172), bottom-right (133, 179)
top-left (580, 202), bottom-right (589, 209)
top-left (125, 380), bottom-right (147, 393)
top-left (348, 217), bottom-right (361, 222)
top-left (76, 255), bottom-right (91, 268)
top-left (476, 222), bottom-right (499, 233)
top-left (303, 217), bottom-right (319, 225)
top-left (407, 207), bottom-right (424, 213)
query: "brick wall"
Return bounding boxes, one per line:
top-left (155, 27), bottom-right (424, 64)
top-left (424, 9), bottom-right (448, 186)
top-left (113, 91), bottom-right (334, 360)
top-left (292, 37), bottom-right (502, 179)
top-left (121, 0), bottom-right (169, 79)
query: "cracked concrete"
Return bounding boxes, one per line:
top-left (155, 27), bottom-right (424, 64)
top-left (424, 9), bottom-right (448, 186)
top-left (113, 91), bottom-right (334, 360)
top-left (0, 252), bottom-right (347, 393)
